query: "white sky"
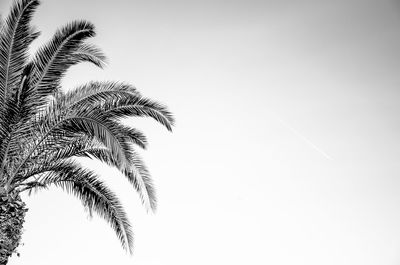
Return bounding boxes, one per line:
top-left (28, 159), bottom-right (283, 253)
top-left (2, 0), bottom-right (400, 264)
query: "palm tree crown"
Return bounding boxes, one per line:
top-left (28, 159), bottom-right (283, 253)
top-left (0, 0), bottom-right (173, 256)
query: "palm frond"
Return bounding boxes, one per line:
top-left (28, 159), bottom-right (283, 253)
top-left (61, 81), bottom-right (140, 108)
top-left (9, 103), bottom-right (133, 183)
top-left (82, 148), bottom-right (157, 211)
top-left (0, 0), bottom-right (39, 107)
top-left (103, 97), bottom-right (175, 131)
top-left (77, 147), bottom-right (157, 211)
top-left (24, 160), bottom-right (134, 253)
top-left (123, 151), bottom-right (157, 212)
top-left (61, 81), bottom-right (174, 131)
top-left (18, 135), bottom-right (156, 211)
top-left (0, 18), bottom-right (99, 175)
top-left (111, 123), bottom-right (148, 150)
top-left (59, 114), bottom-right (132, 168)
top-left (72, 43), bottom-right (107, 68)
top-left (0, 0), bottom-right (39, 181)
top-left (30, 20), bottom-right (96, 97)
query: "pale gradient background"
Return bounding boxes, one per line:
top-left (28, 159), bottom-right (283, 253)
top-left (2, 0), bottom-right (400, 264)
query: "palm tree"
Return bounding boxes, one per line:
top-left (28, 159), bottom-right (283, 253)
top-left (0, 0), bottom-right (174, 263)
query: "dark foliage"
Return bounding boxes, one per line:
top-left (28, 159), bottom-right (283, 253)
top-left (0, 0), bottom-right (173, 256)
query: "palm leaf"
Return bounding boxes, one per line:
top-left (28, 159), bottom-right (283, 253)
top-left (72, 43), bottom-right (107, 68)
top-left (0, 0), bottom-right (39, 108)
top-left (0, 0), bottom-right (39, 181)
top-left (61, 81), bottom-right (174, 130)
top-left (103, 97), bottom-right (175, 131)
top-left (25, 160), bottom-right (134, 253)
top-left (9, 103), bottom-right (133, 184)
top-left (61, 81), bottom-right (140, 108)
top-left (19, 136), bottom-right (156, 211)
top-left (123, 151), bottom-right (157, 212)
top-left (30, 20), bottom-right (96, 98)
top-left (77, 147), bottom-right (157, 211)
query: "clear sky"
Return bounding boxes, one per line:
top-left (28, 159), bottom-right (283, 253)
top-left (2, 0), bottom-right (400, 264)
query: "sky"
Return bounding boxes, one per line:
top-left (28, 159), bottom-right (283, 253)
top-left (2, 0), bottom-right (400, 264)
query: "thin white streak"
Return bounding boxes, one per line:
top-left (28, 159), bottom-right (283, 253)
top-left (270, 112), bottom-right (333, 161)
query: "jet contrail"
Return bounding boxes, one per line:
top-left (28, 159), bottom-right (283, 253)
top-left (270, 113), bottom-right (333, 161)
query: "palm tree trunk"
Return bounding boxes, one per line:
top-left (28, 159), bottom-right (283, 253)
top-left (0, 191), bottom-right (27, 265)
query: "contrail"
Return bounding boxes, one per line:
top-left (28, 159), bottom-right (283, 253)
top-left (270, 113), bottom-right (333, 161)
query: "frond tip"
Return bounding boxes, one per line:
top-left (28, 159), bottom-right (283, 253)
top-left (0, 0), bottom-right (40, 112)
top-left (35, 161), bottom-right (135, 253)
